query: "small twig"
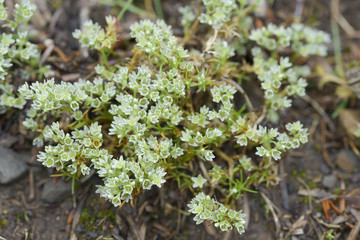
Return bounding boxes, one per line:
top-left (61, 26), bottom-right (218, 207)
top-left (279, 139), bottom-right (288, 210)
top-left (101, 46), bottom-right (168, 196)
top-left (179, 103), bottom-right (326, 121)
top-left (49, 8), bottom-right (63, 34)
top-left (320, 119), bottom-right (335, 168)
top-left (70, 184), bottom-right (92, 240)
top-left (301, 95), bottom-right (336, 132)
top-left (28, 169), bottom-right (35, 201)
top-left (223, 231), bottom-right (232, 240)
top-left (348, 209), bottom-right (360, 240)
top-left (294, 0), bottom-right (304, 23)
top-left (312, 215), bottom-right (341, 229)
top-left (198, 160), bottom-right (211, 182)
top-left (124, 215), bottom-right (144, 240)
top-left (79, 0), bottom-right (90, 58)
top-left (297, 177), bottom-right (313, 211)
top-left (242, 192), bottom-right (250, 229)
top-left (349, 139), bottom-right (360, 159)
top-left (181, 0), bottom-right (201, 46)
top-left (254, 106), bottom-right (267, 126)
top-left (221, 76), bottom-right (254, 112)
top-left (214, 148), bottom-right (234, 180)
top-left (40, 39), bottom-right (54, 64)
top-left (331, 0), bottom-right (356, 36)
top-left (309, 216), bottom-right (323, 240)
top-left (348, 222), bottom-right (360, 240)
top-left (204, 29), bottom-right (218, 52)
top-left (279, 159), bottom-right (289, 210)
top-left (284, 215), bottom-right (307, 239)
top-left (330, 0), bottom-right (345, 78)
top-left (260, 191), bottom-right (281, 237)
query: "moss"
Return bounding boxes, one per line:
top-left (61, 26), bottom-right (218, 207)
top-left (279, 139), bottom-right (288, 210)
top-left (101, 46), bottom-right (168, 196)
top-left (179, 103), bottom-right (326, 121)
top-left (0, 218), bottom-right (6, 228)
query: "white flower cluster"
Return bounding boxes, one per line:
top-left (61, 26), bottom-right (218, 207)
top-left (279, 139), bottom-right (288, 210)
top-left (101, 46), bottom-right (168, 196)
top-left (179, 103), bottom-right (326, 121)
top-left (0, 0), bottom-right (51, 112)
top-left (109, 66), bottom-right (186, 140)
top-left (199, 0), bottom-right (236, 29)
top-left (20, 77), bottom-right (115, 138)
top-left (37, 122), bottom-right (105, 176)
top-left (232, 116), bottom-right (308, 161)
top-left (130, 20), bottom-right (191, 69)
top-left (13, 17), bottom-right (313, 235)
top-left (249, 23), bottom-right (331, 56)
top-left (94, 136), bottom-right (170, 206)
top-left (239, 155), bottom-right (253, 171)
top-left (178, 6), bottom-right (196, 29)
top-left (213, 40), bottom-right (235, 63)
top-left (249, 24), bottom-right (329, 121)
top-left (252, 47), bottom-right (309, 117)
top-left (209, 83), bottom-right (237, 121)
top-left (73, 15), bottom-right (117, 50)
top-left (188, 193), bottom-right (246, 233)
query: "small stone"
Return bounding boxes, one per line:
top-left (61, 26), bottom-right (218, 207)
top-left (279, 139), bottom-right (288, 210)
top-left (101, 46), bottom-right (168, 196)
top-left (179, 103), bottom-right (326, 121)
top-left (320, 163), bottom-right (331, 175)
top-left (335, 149), bottom-right (359, 173)
top-left (339, 109), bottom-right (360, 146)
top-left (0, 148), bottom-right (29, 184)
top-left (322, 175), bottom-right (337, 189)
top-left (41, 180), bottom-right (72, 203)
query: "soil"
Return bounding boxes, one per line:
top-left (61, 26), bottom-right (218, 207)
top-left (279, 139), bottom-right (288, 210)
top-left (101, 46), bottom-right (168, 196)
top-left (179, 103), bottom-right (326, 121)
top-left (1, 0), bottom-right (360, 240)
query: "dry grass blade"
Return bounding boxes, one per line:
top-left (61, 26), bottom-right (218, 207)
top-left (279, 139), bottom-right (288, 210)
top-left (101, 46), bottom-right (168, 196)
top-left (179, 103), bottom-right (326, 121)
top-left (347, 221), bottom-right (360, 240)
top-left (260, 191), bottom-right (281, 237)
top-left (28, 169), bottom-right (35, 201)
top-left (313, 215), bottom-right (341, 229)
top-left (243, 192), bottom-right (250, 229)
top-left (124, 215), bottom-right (144, 240)
top-left (320, 119), bottom-right (335, 168)
top-left (220, 76), bottom-right (254, 112)
top-left (279, 159), bottom-right (289, 210)
top-left (331, 0), bottom-right (356, 36)
top-left (285, 215), bottom-right (308, 239)
top-left (301, 95), bottom-right (336, 133)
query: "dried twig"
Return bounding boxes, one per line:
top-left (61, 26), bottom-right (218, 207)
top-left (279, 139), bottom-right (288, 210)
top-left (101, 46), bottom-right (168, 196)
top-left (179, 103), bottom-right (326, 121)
top-left (254, 106), bottom-right (267, 126)
top-left (40, 39), bottom-right (54, 64)
top-left (124, 215), bottom-right (144, 240)
top-left (260, 191), bottom-right (281, 237)
top-left (221, 76), bottom-right (254, 112)
top-left (214, 148), bottom-right (234, 180)
top-left (320, 119), bottom-right (335, 168)
top-left (79, 0), bottom-right (90, 58)
top-left (348, 209), bottom-right (360, 240)
top-left (312, 215), bottom-right (341, 229)
top-left (28, 169), bottom-right (35, 201)
top-left (301, 95), bottom-right (336, 132)
top-left (297, 177), bottom-right (313, 211)
top-left (242, 192), bottom-right (250, 229)
top-left (199, 160), bottom-right (211, 182)
top-left (279, 159), bottom-right (289, 210)
top-left (331, 0), bottom-right (356, 36)
top-left (70, 184), bottom-right (92, 240)
top-left (204, 29), bottom-right (218, 52)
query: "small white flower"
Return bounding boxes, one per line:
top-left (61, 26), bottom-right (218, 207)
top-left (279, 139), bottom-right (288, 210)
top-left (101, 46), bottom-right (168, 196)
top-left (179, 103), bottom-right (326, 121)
top-left (191, 175), bottom-right (207, 188)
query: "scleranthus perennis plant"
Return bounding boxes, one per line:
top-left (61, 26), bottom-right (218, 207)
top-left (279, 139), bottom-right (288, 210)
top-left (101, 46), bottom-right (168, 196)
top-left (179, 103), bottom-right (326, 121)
top-left (8, 0), bottom-right (331, 236)
top-left (0, 0), bottom-right (52, 113)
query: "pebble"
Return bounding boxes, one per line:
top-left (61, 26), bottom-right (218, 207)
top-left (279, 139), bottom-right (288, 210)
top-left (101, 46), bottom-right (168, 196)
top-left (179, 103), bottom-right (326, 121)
top-left (320, 163), bottom-right (331, 175)
top-left (322, 175), bottom-right (337, 189)
top-left (41, 180), bottom-right (72, 203)
top-left (0, 148), bottom-right (29, 184)
top-left (335, 149), bottom-right (360, 173)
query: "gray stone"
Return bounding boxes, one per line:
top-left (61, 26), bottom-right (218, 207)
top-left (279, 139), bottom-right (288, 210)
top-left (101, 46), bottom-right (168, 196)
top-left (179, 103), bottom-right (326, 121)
top-left (0, 148), bottom-right (29, 184)
top-left (41, 180), bottom-right (72, 203)
top-left (322, 175), bottom-right (337, 189)
top-left (320, 163), bottom-right (331, 175)
top-left (335, 149), bottom-right (360, 173)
